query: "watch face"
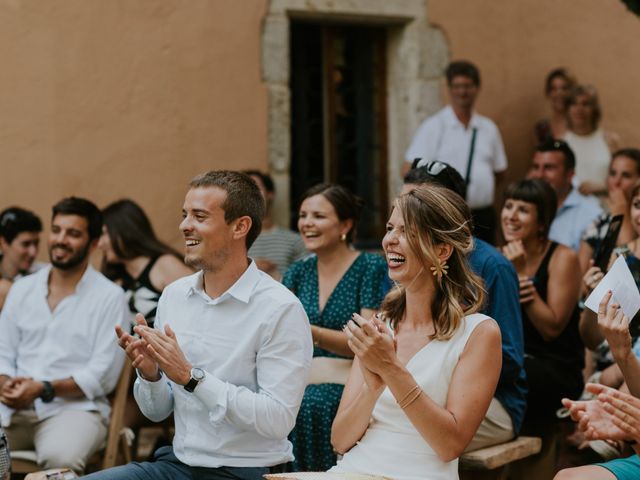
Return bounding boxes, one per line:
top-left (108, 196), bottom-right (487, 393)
top-left (191, 368), bottom-right (205, 382)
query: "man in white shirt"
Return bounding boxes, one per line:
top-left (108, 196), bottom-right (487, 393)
top-left (404, 60), bottom-right (508, 244)
top-left (0, 197), bottom-right (127, 474)
top-left (528, 139), bottom-right (602, 251)
top-left (87, 171), bottom-right (312, 480)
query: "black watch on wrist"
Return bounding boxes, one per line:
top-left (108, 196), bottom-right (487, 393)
top-left (184, 368), bottom-right (205, 393)
top-left (40, 381), bottom-right (55, 403)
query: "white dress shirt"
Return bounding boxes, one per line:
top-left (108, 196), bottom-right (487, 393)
top-left (134, 260), bottom-right (313, 468)
top-left (0, 265), bottom-right (127, 427)
top-left (405, 105), bottom-right (508, 209)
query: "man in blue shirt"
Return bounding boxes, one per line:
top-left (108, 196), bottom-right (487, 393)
top-left (528, 139), bottom-right (602, 251)
top-left (402, 160), bottom-right (527, 451)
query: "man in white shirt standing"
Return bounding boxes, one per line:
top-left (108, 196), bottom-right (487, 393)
top-left (0, 197), bottom-right (127, 474)
top-left (404, 60), bottom-right (508, 244)
top-left (87, 171), bottom-right (312, 480)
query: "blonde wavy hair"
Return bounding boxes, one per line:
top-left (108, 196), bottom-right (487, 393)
top-left (380, 185), bottom-right (485, 340)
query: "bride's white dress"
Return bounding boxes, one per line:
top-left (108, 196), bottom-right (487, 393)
top-left (329, 314), bottom-right (490, 480)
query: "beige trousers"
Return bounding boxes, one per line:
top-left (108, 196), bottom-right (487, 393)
top-left (464, 397), bottom-right (515, 452)
top-left (6, 409), bottom-right (107, 474)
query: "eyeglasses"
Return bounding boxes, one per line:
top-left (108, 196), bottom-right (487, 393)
top-left (412, 159), bottom-right (450, 176)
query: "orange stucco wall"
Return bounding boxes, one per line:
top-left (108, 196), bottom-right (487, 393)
top-left (428, 0), bottom-right (640, 186)
top-left (4, 0), bottom-right (640, 261)
top-left (0, 0), bottom-right (268, 256)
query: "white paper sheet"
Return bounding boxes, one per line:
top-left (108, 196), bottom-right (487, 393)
top-left (584, 255), bottom-right (640, 319)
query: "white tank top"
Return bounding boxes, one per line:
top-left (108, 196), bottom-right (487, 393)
top-left (564, 129), bottom-right (610, 186)
top-left (330, 313), bottom-right (491, 480)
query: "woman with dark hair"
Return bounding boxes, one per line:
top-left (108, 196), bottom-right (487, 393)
top-left (535, 67), bottom-right (576, 143)
top-left (501, 179), bottom-right (584, 421)
top-left (283, 183), bottom-right (388, 471)
top-left (327, 185), bottom-right (501, 479)
top-left (578, 148), bottom-right (640, 274)
top-left (99, 199), bottom-right (192, 328)
top-left (564, 84), bottom-right (621, 196)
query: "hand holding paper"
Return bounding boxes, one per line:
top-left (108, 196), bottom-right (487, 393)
top-left (585, 255), bottom-right (640, 320)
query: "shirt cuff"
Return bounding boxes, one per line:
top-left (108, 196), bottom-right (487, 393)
top-left (192, 372), bottom-right (228, 425)
top-left (72, 370), bottom-right (101, 400)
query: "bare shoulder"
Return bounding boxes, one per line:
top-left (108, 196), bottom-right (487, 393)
top-left (464, 316), bottom-right (501, 350)
top-left (470, 316), bottom-right (501, 341)
top-left (604, 130), bottom-right (621, 152)
top-left (550, 243), bottom-right (579, 272)
top-left (460, 317), bottom-right (501, 361)
top-left (152, 254), bottom-right (193, 288)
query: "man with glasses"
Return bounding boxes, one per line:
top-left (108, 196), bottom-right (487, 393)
top-left (528, 139), bottom-right (602, 251)
top-left (404, 60), bottom-right (508, 244)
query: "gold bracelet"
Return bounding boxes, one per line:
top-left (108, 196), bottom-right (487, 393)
top-left (396, 384), bottom-right (420, 406)
top-left (399, 388), bottom-right (423, 409)
top-left (313, 326), bottom-right (321, 347)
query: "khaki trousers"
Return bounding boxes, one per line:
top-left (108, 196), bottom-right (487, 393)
top-left (5, 409), bottom-right (107, 474)
top-left (464, 397), bottom-right (515, 452)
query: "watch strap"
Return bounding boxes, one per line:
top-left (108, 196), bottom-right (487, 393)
top-left (40, 380), bottom-right (55, 403)
top-left (184, 377), bottom-right (199, 393)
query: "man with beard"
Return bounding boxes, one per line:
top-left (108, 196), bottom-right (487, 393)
top-left (0, 197), bottom-right (126, 474)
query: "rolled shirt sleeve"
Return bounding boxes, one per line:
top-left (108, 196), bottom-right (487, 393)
top-left (71, 289), bottom-right (127, 400)
top-left (0, 287), bottom-right (19, 378)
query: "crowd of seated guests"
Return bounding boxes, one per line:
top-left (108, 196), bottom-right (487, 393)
top-left (3, 61), bottom-right (640, 480)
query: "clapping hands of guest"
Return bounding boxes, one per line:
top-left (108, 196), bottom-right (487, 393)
top-left (345, 312), bottom-right (396, 393)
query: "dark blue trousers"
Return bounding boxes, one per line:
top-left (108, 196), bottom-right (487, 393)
top-left (81, 446), bottom-right (269, 480)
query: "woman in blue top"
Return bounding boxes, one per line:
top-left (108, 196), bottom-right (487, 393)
top-left (283, 183), bottom-right (387, 471)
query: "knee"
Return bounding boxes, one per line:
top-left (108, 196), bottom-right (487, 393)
top-left (553, 467), bottom-right (582, 480)
top-left (39, 447), bottom-right (88, 474)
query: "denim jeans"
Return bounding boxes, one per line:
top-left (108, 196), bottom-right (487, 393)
top-left (81, 447), bottom-right (269, 480)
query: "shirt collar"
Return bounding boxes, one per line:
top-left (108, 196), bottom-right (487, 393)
top-left (443, 105), bottom-right (479, 129)
top-left (37, 263), bottom-right (95, 297)
top-left (560, 188), bottom-right (581, 210)
top-left (186, 259), bottom-right (260, 305)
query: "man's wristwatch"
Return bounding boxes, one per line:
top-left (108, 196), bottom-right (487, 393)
top-left (40, 381), bottom-right (55, 403)
top-left (184, 368), bottom-right (205, 393)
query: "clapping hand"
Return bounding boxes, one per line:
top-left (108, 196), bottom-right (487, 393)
top-left (134, 322), bottom-right (192, 386)
top-left (562, 383), bottom-right (640, 443)
top-left (115, 314), bottom-right (160, 381)
top-left (592, 384), bottom-right (640, 445)
top-left (345, 313), bottom-right (396, 388)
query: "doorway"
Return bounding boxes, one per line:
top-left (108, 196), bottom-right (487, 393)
top-left (289, 22), bottom-right (388, 248)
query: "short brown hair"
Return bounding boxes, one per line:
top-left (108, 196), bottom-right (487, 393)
top-left (189, 170), bottom-right (264, 248)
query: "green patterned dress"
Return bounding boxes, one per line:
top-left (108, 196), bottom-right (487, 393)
top-left (283, 251), bottom-right (388, 471)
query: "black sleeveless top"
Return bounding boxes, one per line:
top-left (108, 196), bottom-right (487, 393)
top-left (122, 256), bottom-right (163, 328)
top-left (522, 242), bottom-right (584, 368)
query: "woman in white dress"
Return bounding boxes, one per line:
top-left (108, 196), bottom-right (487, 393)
top-left (564, 84), bottom-right (620, 197)
top-left (329, 185), bottom-right (502, 480)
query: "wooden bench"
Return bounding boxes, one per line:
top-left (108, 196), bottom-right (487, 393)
top-left (459, 436), bottom-right (541, 480)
